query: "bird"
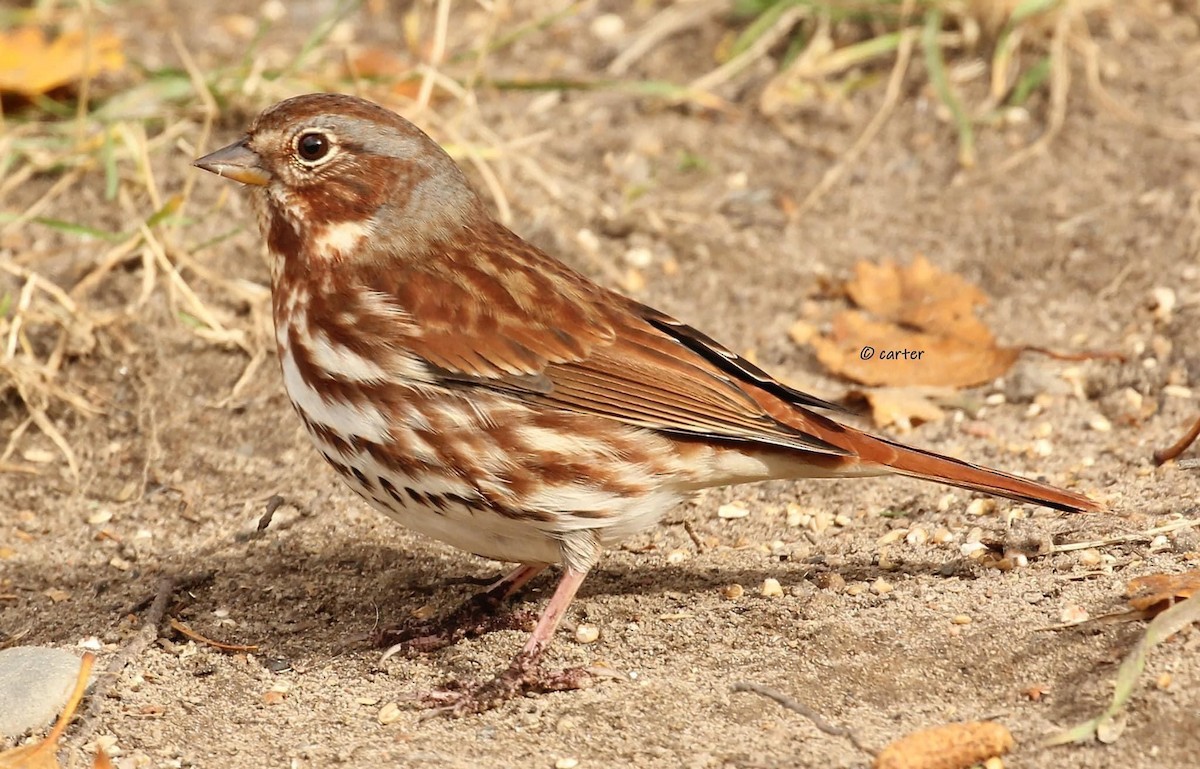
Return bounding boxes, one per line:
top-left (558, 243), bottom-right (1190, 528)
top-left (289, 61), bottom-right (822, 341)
top-left (194, 93), bottom-right (1102, 715)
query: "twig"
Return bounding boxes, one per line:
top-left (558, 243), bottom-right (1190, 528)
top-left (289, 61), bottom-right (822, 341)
top-left (1155, 416), bottom-right (1200, 465)
top-left (1022, 345), bottom-right (1126, 363)
top-left (70, 575), bottom-right (180, 748)
top-left (168, 618), bottom-right (260, 653)
top-left (791, 0), bottom-right (915, 218)
top-left (608, 0), bottom-right (726, 77)
top-left (987, 6), bottom-right (1073, 175)
top-left (1050, 519), bottom-right (1200, 553)
top-left (690, 6), bottom-right (807, 93)
top-left (731, 681), bottom-right (874, 756)
top-left (1076, 32), bottom-right (1200, 141)
top-left (415, 0), bottom-right (452, 113)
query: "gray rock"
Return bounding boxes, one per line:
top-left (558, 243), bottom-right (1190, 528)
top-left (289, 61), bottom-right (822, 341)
top-left (0, 646), bottom-right (85, 737)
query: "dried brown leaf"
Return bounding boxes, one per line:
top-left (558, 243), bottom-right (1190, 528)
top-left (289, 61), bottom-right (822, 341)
top-left (1126, 570), bottom-right (1200, 615)
top-left (874, 721), bottom-right (1014, 769)
top-left (845, 255), bottom-right (992, 339)
top-left (0, 28), bottom-right (124, 97)
top-left (845, 386), bottom-right (951, 429)
top-left (810, 310), bottom-right (1019, 388)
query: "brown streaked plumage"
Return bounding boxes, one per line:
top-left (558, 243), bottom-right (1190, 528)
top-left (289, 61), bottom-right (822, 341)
top-left (195, 93), bottom-right (1103, 715)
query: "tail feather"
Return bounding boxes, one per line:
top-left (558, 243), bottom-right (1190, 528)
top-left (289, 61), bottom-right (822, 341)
top-left (861, 433), bottom-right (1102, 513)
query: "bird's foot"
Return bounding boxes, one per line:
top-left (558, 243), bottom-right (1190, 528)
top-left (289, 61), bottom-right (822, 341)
top-left (376, 591), bottom-right (537, 658)
top-left (417, 650), bottom-right (596, 717)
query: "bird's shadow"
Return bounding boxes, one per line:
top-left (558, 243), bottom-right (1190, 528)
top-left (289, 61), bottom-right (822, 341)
top-left (2, 529), bottom-right (969, 663)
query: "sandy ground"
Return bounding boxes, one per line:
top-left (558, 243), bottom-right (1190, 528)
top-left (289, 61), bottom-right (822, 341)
top-left (3, 1), bottom-right (1200, 767)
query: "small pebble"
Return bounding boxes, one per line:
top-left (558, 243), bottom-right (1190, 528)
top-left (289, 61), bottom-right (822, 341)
top-left (0, 647), bottom-right (86, 737)
top-left (906, 527), bottom-right (928, 545)
top-left (1149, 535), bottom-right (1170, 552)
top-left (785, 503), bottom-right (806, 528)
top-left (666, 548), bottom-right (689, 564)
top-left (810, 510), bottom-right (834, 534)
top-left (722, 583), bottom-right (744, 600)
top-left (845, 582), bottom-right (867, 596)
top-left (960, 542), bottom-right (988, 558)
top-left (555, 758), bottom-right (580, 769)
top-left (966, 499), bottom-right (994, 517)
top-left (877, 528), bottom-right (907, 545)
top-left (1088, 415), bottom-right (1112, 432)
top-left (1060, 604), bottom-right (1089, 624)
top-left (377, 702), bottom-right (402, 724)
top-left (717, 502), bottom-right (749, 519)
top-left (931, 528), bottom-right (955, 545)
top-left (87, 510), bottom-right (113, 525)
top-left (623, 246), bottom-right (653, 268)
top-left (1032, 438), bottom-right (1054, 457)
top-left (870, 578), bottom-right (893, 595)
top-left (951, 614), bottom-right (972, 625)
top-left (814, 572), bottom-right (845, 592)
top-left (1150, 286), bottom-right (1177, 321)
top-left (574, 624), bottom-right (600, 644)
top-left (589, 12), bottom-right (625, 42)
top-left (760, 578), bottom-right (783, 598)
top-left (1078, 548), bottom-right (1102, 567)
top-left (834, 513), bottom-right (853, 527)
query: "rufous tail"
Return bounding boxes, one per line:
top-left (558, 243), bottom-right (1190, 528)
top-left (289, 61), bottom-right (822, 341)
top-left (854, 432), bottom-right (1102, 513)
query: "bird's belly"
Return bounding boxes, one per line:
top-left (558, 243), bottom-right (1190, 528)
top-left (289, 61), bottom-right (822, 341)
top-left (350, 471), bottom-right (565, 565)
top-left (307, 431), bottom-right (566, 564)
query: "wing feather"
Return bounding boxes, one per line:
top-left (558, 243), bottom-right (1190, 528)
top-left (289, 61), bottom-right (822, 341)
top-left (353, 223), bottom-right (847, 456)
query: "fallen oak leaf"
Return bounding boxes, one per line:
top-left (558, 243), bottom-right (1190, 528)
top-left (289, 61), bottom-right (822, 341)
top-left (810, 310), bottom-right (1019, 388)
top-left (844, 386), bottom-right (953, 430)
top-left (1126, 570), bottom-right (1200, 615)
top-left (845, 255), bottom-right (993, 341)
top-left (0, 27), bottom-right (124, 97)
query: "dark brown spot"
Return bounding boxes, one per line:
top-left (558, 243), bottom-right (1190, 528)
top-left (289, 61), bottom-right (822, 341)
top-left (351, 467), bottom-right (372, 489)
top-left (378, 476), bottom-right (406, 508)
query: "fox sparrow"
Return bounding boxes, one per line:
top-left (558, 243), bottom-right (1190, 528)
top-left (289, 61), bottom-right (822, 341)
top-left (195, 93), bottom-right (1101, 715)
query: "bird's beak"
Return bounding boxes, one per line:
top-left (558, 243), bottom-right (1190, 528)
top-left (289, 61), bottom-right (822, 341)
top-left (193, 137), bottom-right (269, 186)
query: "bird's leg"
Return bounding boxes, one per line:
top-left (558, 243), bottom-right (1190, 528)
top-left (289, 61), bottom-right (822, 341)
top-left (378, 563), bottom-right (547, 657)
top-left (422, 567), bottom-right (593, 715)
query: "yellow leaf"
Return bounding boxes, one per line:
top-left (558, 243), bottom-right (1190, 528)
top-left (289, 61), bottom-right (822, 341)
top-left (0, 28), bottom-right (124, 97)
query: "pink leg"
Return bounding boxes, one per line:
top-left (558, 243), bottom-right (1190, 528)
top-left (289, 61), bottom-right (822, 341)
top-left (424, 568), bottom-right (596, 716)
top-left (517, 567), bottom-right (586, 658)
top-left (378, 562), bottom-right (549, 658)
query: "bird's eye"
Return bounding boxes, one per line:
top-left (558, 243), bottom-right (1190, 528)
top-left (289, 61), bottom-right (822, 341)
top-left (295, 132), bottom-right (331, 163)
